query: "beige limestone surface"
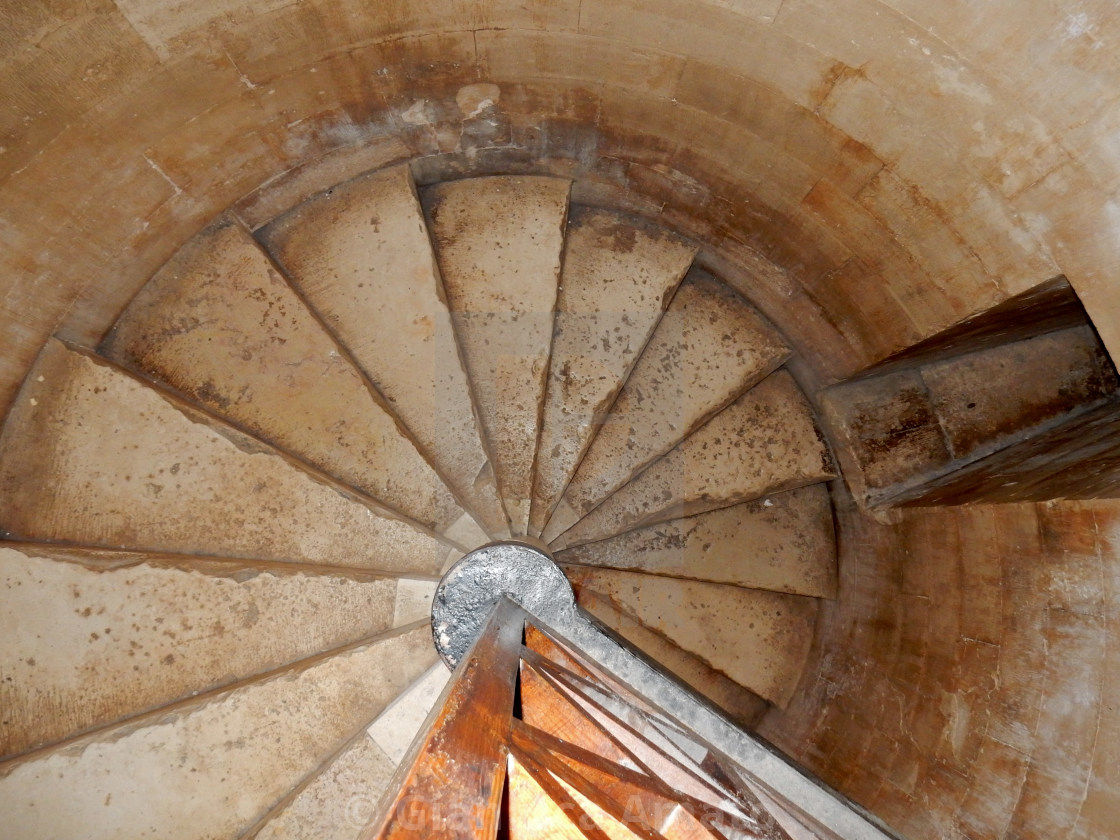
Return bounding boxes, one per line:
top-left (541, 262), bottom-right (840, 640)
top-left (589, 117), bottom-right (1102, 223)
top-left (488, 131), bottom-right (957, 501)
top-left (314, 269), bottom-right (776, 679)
top-left (0, 544), bottom-right (424, 758)
top-left (1, 3), bottom-right (1115, 438)
top-left (558, 483), bottom-right (836, 598)
top-left (577, 591), bottom-right (770, 728)
top-left (424, 175), bottom-right (570, 535)
top-left (390, 578), bottom-right (438, 626)
top-left (552, 371), bottom-right (835, 549)
top-left (0, 341), bottom-right (452, 573)
top-left (252, 734), bottom-right (397, 840)
top-left (104, 217), bottom-right (469, 536)
top-left (366, 662), bottom-right (451, 764)
top-left (528, 206), bottom-right (696, 536)
top-left (543, 270), bottom-right (789, 542)
top-left (259, 165), bottom-right (509, 538)
top-left (0, 625), bottom-right (436, 840)
top-left (567, 567), bottom-right (817, 707)
top-left (760, 498), bottom-right (1120, 840)
top-left (1, 3), bottom-right (1120, 837)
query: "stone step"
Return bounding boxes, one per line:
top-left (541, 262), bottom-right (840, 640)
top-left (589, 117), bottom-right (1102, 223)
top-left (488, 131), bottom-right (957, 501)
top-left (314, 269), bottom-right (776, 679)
top-left (249, 663), bottom-right (451, 840)
top-left (576, 590), bottom-right (770, 730)
top-left (102, 217), bottom-right (479, 544)
top-left (257, 165), bottom-right (508, 539)
top-left (0, 340), bottom-right (455, 574)
top-left (0, 624), bottom-right (436, 840)
top-left (565, 568), bottom-right (818, 708)
top-left (556, 484), bottom-right (836, 599)
top-left (528, 206), bottom-right (696, 538)
top-left (541, 270), bottom-right (790, 543)
top-left (0, 542), bottom-right (436, 760)
top-left (249, 733), bottom-right (396, 840)
top-left (366, 662), bottom-right (452, 763)
top-left (550, 370), bottom-right (836, 550)
top-left (423, 175), bottom-right (570, 536)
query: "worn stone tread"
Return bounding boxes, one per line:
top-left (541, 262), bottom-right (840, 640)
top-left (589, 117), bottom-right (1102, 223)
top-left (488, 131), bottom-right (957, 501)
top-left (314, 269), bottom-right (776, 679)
top-left (258, 165), bottom-right (508, 538)
top-left (424, 175), bottom-right (570, 536)
top-left (542, 270), bottom-right (789, 542)
top-left (576, 590), bottom-right (770, 730)
top-left (366, 662), bottom-right (451, 764)
top-left (0, 624), bottom-right (437, 840)
top-left (0, 340), bottom-right (452, 574)
top-left (0, 169), bottom-right (843, 834)
top-left (550, 370), bottom-right (835, 550)
top-left (250, 733), bottom-right (397, 840)
top-left (248, 659), bottom-right (450, 839)
top-left (102, 217), bottom-right (469, 538)
top-left (566, 568), bottom-right (817, 708)
top-left (557, 484), bottom-right (836, 598)
top-left (528, 206), bottom-right (695, 537)
top-left (0, 543), bottom-right (438, 760)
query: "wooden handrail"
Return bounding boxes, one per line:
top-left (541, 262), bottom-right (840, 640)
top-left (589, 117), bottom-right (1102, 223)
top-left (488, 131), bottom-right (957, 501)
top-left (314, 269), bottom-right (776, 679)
top-left (365, 597), bottom-right (523, 839)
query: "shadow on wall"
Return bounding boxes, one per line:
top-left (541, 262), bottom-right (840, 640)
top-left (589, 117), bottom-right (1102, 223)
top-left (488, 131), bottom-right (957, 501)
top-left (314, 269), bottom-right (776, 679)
top-left (761, 495), bottom-right (1120, 840)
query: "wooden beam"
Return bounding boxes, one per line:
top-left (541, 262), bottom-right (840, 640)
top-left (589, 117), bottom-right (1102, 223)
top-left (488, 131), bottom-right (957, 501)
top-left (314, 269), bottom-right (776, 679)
top-left (513, 721), bottom-right (733, 840)
top-left (522, 634), bottom-right (790, 839)
top-left (365, 598), bottom-right (524, 839)
top-left (511, 751), bottom-right (617, 840)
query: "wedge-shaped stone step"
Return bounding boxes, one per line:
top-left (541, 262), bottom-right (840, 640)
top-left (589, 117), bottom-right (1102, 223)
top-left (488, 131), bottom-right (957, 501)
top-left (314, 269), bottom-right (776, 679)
top-left (258, 165), bottom-right (508, 538)
top-left (366, 662), bottom-right (451, 763)
top-left (0, 624), bottom-right (436, 840)
top-left (251, 663), bottom-right (451, 839)
top-left (102, 217), bottom-right (475, 542)
top-left (528, 207), bottom-right (695, 538)
top-left (543, 270), bottom-right (790, 543)
top-left (566, 568), bottom-right (817, 708)
top-left (0, 341), bottom-right (453, 573)
top-left (551, 371), bottom-right (835, 550)
top-left (424, 175), bottom-right (570, 536)
top-left (576, 590), bottom-right (770, 729)
top-left (0, 543), bottom-right (437, 759)
top-left (557, 484), bottom-right (836, 599)
top-left (391, 578), bottom-right (439, 626)
top-left (251, 733), bottom-right (396, 840)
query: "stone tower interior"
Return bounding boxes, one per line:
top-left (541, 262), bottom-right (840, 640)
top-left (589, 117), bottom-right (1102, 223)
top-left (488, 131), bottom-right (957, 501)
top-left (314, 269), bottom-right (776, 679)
top-left (2, 1), bottom-right (1120, 838)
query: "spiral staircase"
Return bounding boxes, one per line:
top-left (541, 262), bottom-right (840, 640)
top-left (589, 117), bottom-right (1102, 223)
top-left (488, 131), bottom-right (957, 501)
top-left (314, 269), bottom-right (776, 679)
top-left (0, 164), bottom-right (842, 838)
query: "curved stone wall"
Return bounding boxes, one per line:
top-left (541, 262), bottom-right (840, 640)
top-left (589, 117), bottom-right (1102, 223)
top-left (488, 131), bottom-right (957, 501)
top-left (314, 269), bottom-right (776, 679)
top-left (6, 1), bottom-right (1120, 411)
top-left (761, 498), bottom-right (1120, 839)
top-left (3, 3), bottom-right (1120, 837)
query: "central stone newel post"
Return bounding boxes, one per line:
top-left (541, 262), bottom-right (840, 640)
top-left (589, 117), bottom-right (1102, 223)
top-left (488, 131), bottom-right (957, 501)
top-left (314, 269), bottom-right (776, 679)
top-left (431, 541), bottom-right (576, 668)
